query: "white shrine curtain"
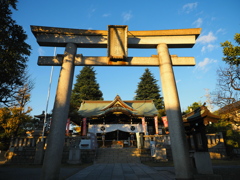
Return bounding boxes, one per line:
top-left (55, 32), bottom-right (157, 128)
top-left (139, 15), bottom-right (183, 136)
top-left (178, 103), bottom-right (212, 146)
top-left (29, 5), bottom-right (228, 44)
top-left (88, 124), bottom-right (144, 134)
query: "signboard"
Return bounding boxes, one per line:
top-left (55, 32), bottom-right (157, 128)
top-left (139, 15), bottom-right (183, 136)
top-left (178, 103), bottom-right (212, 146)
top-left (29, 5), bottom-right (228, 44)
top-left (108, 25), bottom-right (128, 59)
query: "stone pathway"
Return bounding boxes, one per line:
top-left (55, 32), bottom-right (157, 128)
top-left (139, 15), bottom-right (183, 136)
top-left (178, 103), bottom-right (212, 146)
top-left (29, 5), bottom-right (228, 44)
top-left (67, 148), bottom-right (175, 179)
top-left (66, 163), bottom-right (175, 180)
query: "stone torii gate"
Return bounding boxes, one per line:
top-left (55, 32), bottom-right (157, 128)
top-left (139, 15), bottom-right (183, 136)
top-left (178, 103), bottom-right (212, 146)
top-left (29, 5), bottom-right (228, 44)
top-left (31, 25), bottom-right (201, 180)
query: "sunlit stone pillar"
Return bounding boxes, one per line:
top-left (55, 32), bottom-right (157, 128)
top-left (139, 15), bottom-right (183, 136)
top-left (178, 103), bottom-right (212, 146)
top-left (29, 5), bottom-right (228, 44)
top-left (41, 43), bottom-right (77, 180)
top-left (157, 43), bottom-right (193, 179)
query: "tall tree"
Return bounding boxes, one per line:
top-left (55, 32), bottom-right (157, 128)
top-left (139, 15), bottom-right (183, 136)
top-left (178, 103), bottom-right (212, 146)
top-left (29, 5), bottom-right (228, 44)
top-left (213, 33), bottom-right (240, 107)
top-left (0, 81), bottom-right (33, 149)
top-left (210, 33), bottom-right (240, 154)
top-left (203, 88), bottom-right (214, 112)
top-left (220, 33), bottom-right (240, 66)
top-left (183, 102), bottom-right (202, 114)
top-left (135, 68), bottom-right (164, 111)
top-left (212, 66), bottom-right (239, 121)
top-left (0, 0), bottom-right (31, 106)
top-left (212, 33), bottom-right (240, 123)
top-left (71, 66), bottom-right (103, 110)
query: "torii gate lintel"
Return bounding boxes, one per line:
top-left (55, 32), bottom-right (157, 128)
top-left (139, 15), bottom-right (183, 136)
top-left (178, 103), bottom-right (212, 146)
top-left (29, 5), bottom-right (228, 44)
top-left (37, 54), bottom-right (196, 66)
top-left (31, 25), bottom-right (200, 49)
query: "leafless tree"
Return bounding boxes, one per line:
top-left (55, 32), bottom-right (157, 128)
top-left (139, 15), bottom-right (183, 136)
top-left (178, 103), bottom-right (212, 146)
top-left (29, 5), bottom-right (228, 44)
top-left (212, 65), bottom-right (240, 122)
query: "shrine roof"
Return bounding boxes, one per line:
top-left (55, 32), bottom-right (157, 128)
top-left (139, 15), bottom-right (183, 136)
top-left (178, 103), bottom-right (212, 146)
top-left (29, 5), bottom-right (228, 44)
top-left (218, 101), bottom-right (240, 114)
top-left (183, 105), bottom-right (219, 125)
top-left (78, 95), bottom-right (158, 117)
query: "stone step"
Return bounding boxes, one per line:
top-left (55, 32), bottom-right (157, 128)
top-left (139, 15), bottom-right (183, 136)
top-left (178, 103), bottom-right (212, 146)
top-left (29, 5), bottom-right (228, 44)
top-left (95, 148), bottom-right (141, 164)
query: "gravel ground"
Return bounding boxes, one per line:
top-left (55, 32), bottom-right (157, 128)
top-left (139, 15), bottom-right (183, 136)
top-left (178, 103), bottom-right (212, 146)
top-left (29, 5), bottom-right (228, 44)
top-left (0, 163), bottom-right (91, 180)
top-left (1, 163), bottom-right (240, 180)
top-left (212, 165), bottom-right (240, 180)
top-left (144, 159), bottom-right (240, 180)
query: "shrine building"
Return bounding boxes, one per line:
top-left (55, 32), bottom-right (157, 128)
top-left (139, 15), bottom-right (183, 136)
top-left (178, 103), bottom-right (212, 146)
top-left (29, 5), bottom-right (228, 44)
top-left (78, 95), bottom-right (159, 147)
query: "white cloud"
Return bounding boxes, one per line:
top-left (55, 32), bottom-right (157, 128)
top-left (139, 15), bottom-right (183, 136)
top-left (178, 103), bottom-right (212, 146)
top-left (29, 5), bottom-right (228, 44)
top-left (211, 17), bottom-right (216, 21)
top-left (182, 2), bottom-right (198, 13)
top-left (192, 18), bottom-right (203, 27)
top-left (176, 79), bottom-right (182, 84)
top-left (38, 47), bottom-right (45, 56)
top-left (88, 7), bottom-right (96, 18)
top-left (201, 44), bottom-right (218, 53)
top-left (122, 11), bottom-right (133, 22)
top-left (102, 13), bottom-right (110, 17)
top-left (216, 28), bottom-right (226, 35)
top-left (201, 46), bottom-right (206, 53)
top-left (196, 58), bottom-right (217, 71)
top-left (90, 8), bottom-right (96, 13)
top-left (196, 32), bottom-right (217, 44)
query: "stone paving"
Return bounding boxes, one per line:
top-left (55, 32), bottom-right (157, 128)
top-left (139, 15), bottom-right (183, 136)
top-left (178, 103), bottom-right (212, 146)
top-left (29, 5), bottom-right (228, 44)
top-left (67, 148), bottom-right (175, 180)
top-left (66, 163), bottom-right (175, 180)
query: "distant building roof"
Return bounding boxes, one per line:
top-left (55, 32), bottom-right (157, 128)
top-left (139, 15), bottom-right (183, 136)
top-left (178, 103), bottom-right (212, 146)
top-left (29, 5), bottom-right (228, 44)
top-left (34, 111), bottom-right (51, 119)
top-left (183, 105), bottom-right (219, 126)
top-left (217, 101), bottom-right (240, 122)
top-left (78, 95), bottom-right (158, 118)
top-left (218, 101), bottom-right (240, 114)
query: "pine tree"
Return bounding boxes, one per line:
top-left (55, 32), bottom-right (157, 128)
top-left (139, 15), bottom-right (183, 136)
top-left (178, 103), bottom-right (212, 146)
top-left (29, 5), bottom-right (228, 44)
top-left (71, 66), bottom-right (103, 110)
top-left (220, 33), bottom-right (240, 67)
top-left (0, 0), bottom-right (31, 106)
top-left (183, 102), bottom-right (202, 114)
top-left (135, 68), bottom-right (164, 110)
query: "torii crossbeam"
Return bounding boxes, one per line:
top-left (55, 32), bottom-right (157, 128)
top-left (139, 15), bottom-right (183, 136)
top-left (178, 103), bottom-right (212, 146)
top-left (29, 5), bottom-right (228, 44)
top-left (31, 25), bottom-right (201, 180)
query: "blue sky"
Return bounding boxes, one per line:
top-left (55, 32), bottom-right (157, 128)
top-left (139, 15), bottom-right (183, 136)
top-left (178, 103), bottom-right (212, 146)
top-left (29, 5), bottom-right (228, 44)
top-left (12, 0), bottom-right (239, 116)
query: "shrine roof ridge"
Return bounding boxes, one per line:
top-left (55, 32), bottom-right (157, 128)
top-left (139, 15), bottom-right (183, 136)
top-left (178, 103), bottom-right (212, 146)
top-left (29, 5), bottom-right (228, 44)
top-left (81, 99), bottom-right (155, 104)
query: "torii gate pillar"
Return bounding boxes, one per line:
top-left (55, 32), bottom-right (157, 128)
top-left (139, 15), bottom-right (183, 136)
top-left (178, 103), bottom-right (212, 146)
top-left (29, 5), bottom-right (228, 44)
top-left (158, 44), bottom-right (193, 179)
top-left (41, 43), bottom-right (77, 180)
